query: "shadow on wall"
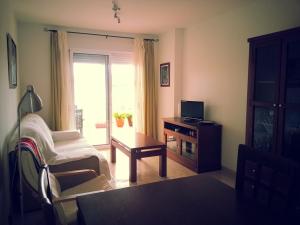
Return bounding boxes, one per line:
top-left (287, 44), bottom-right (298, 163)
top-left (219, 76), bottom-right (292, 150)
top-left (0, 122), bottom-right (18, 225)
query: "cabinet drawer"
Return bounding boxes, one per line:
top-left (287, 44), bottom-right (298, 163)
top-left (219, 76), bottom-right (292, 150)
top-left (273, 172), bottom-right (291, 195)
top-left (256, 186), bottom-right (270, 206)
top-left (260, 165), bottom-right (273, 186)
top-left (243, 180), bottom-right (256, 199)
top-left (244, 160), bottom-right (258, 179)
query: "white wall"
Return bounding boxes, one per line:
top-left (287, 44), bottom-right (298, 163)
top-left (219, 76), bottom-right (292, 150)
top-left (68, 32), bottom-right (134, 52)
top-left (173, 29), bottom-right (184, 117)
top-left (158, 0), bottom-right (300, 171)
top-left (18, 23), bottom-right (51, 125)
top-left (0, 1), bottom-right (19, 224)
top-left (157, 30), bottom-right (175, 140)
top-left (18, 22), bottom-right (158, 129)
top-left (157, 29), bottom-right (184, 141)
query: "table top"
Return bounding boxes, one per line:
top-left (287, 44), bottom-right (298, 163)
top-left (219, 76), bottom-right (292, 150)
top-left (77, 175), bottom-right (296, 225)
top-left (111, 129), bottom-right (165, 150)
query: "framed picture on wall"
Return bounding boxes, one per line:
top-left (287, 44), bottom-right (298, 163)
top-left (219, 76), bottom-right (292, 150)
top-left (160, 62), bottom-right (170, 87)
top-left (7, 33), bottom-right (17, 89)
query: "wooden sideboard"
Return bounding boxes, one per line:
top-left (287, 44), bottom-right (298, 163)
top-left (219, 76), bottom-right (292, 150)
top-left (163, 118), bottom-right (222, 173)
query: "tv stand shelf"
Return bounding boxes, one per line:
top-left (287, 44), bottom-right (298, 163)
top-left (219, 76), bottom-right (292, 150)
top-left (163, 118), bottom-right (222, 173)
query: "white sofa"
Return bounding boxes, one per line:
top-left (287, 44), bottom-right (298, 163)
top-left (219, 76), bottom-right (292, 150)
top-left (9, 113), bottom-right (111, 195)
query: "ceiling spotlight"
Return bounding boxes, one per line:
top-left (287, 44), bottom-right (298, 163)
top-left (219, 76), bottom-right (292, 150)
top-left (112, 0), bottom-right (121, 24)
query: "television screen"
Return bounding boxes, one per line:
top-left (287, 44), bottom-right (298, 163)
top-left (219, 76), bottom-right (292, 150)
top-left (181, 100), bottom-right (204, 120)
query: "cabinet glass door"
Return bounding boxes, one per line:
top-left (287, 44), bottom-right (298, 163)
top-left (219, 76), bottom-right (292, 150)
top-left (247, 28), bottom-right (300, 161)
top-left (252, 107), bottom-right (276, 152)
top-left (181, 141), bottom-right (196, 160)
top-left (282, 108), bottom-right (300, 162)
top-left (166, 134), bottom-right (178, 154)
top-left (254, 43), bottom-right (281, 103)
top-left (249, 41), bottom-right (281, 151)
top-left (285, 39), bottom-right (300, 104)
top-left (281, 37), bottom-right (300, 162)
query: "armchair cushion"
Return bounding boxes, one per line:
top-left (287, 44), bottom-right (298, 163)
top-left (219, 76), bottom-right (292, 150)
top-left (60, 174), bottom-right (112, 197)
top-left (54, 169), bottom-right (98, 191)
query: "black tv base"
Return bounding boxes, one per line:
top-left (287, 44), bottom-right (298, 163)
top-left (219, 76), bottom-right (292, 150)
top-left (182, 117), bottom-right (202, 123)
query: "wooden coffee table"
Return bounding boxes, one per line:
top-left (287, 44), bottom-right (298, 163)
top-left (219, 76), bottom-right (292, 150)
top-left (111, 131), bottom-right (167, 182)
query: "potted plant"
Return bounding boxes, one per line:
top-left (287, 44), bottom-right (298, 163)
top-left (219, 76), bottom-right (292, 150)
top-left (125, 113), bottom-right (133, 127)
top-left (113, 112), bottom-right (125, 127)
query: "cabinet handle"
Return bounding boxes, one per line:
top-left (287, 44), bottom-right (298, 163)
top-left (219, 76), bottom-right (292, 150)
top-left (278, 104), bottom-right (282, 108)
top-left (273, 104), bottom-right (277, 107)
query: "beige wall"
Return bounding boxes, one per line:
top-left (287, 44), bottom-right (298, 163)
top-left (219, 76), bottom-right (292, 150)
top-left (158, 0), bottom-right (300, 171)
top-left (0, 1), bottom-right (19, 224)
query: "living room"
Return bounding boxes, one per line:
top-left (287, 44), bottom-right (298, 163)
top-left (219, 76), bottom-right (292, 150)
top-left (1, 1), bottom-right (300, 225)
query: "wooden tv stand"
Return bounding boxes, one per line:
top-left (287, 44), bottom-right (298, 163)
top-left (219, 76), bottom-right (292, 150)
top-left (163, 118), bottom-right (222, 173)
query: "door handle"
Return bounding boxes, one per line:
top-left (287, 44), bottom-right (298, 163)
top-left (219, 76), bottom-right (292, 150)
top-left (273, 104), bottom-right (277, 107)
top-left (278, 104), bottom-right (282, 108)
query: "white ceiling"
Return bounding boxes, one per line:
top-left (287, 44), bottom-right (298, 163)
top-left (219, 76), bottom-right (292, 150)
top-left (12, 0), bottom-right (250, 35)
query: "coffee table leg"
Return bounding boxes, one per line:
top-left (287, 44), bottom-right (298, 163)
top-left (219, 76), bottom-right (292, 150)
top-left (159, 146), bottom-right (167, 177)
top-left (111, 143), bottom-right (116, 163)
top-left (130, 151), bottom-right (137, 182)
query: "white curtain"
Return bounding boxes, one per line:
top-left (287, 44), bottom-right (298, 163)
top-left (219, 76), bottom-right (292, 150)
top-left (134, 38), bottom-right (145, 133)
top-left (50, 31), bottom-right (75, 130)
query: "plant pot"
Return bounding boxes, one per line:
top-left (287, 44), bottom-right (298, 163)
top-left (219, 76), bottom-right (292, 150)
top-left (115, 118), bottom-right (124, 127)
top-left (127, 117), bottom-right (133, 127)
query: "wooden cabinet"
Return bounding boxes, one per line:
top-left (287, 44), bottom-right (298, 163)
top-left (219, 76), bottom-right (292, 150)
top-left (236, 144), bottom-right (300, 212)
top-left (163, 118), bottom-right (222, 173)
top-left (246, 27), bottom-right (300, 163)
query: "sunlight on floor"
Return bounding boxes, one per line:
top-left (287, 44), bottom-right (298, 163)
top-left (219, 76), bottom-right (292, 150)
top-left (101, 149), bottom-right (194, 188)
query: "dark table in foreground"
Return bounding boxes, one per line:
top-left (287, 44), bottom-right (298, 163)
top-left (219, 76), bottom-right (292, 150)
top-left (77, 175), bottom-right (298, 225)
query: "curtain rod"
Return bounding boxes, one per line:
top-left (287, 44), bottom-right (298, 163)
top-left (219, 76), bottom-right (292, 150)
top-left (45, 28), bottom-right (159, 42)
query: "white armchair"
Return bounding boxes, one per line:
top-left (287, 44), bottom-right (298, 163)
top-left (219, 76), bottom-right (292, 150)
top-left (39, 165), bottom-right (112, 225)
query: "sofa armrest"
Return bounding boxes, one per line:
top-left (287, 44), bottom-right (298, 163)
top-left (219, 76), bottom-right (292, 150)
top-left (49, 156), bottom-right (100, 175)
top-left (54, 169), bottom-right (97, 191)
top-left (52, 130), bottom-right (81, 142)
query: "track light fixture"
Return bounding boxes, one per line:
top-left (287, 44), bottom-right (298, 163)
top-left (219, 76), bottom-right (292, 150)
top-left (112, 0), bottom-right (121, 23)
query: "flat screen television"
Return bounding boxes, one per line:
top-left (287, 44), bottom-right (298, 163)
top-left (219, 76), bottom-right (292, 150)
top-left (181, 100), bottom-right (204, 121)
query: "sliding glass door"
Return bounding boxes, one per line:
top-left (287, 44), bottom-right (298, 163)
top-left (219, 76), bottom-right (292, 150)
top-left (111, 52), bottom-right (135, 132)
top-left (72, 53), bottom-right (109, 146)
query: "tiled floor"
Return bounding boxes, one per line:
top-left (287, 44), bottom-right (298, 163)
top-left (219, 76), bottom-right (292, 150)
top-left (100, 148), bottom-right (236, 189)
top-left (18, 149), bottom-right (236, 225)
